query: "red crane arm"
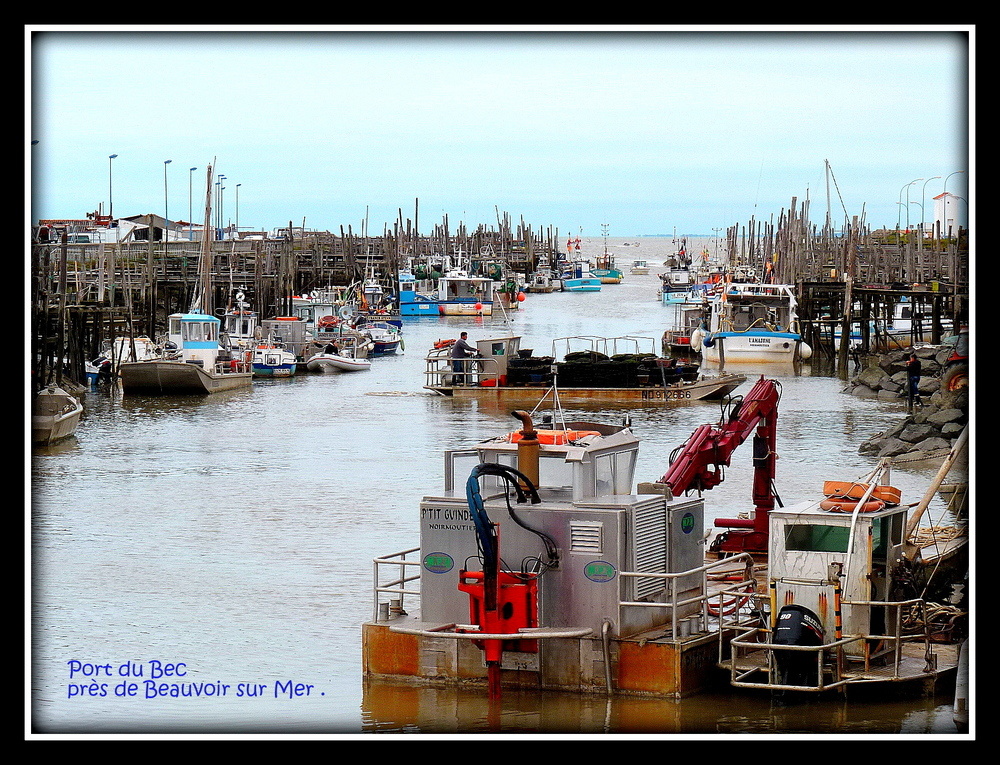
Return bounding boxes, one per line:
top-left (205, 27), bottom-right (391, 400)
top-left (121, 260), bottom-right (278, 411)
top-left (657, 376), bottom-right (780, 497)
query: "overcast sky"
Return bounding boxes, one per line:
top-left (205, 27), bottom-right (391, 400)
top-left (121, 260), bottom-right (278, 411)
top-left (27, 26), bottom-right (971, 237)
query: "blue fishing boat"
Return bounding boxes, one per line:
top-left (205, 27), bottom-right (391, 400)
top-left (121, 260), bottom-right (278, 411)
top-left (559, 261), bottom-right (601, 292)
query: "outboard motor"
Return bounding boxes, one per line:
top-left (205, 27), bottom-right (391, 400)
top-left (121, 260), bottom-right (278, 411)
top-left (773, 604), bottom-right (825, 688)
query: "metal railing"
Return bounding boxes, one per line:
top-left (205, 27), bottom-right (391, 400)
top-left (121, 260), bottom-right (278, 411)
top-left (372, 547), bottom-right (422, 623)
top-left (424, 349), bottom-right (504, 389)
top-left (721, 595), bottom-right (932, 692)
top-left (616, 553), bottom-right (756, 638)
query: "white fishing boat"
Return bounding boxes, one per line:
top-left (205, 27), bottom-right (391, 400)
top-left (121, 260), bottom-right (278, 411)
top-left (305, 333), bottom-right (374, 373)
top-left (32, 385), bottom-right (83, 445)
top-left (249, 343), bottom-right (297, 378)
top-left (397, 264), bottom-right (494, 316)
top-left (698, 282), bottom-right (813, 364)
top-left (630, 259), bottom-right (650, 275)
top-left (86, 336), bottom-right (160, 385)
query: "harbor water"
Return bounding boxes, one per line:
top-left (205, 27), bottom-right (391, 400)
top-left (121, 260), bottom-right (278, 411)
top-left (30, 237), bottom-right (966, 737)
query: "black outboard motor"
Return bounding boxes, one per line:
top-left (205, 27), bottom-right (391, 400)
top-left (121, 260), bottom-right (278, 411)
top-left (773, 604), bottom-right (825, 688)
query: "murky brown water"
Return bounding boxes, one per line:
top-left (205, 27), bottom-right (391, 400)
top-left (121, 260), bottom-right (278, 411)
top-left (30, 238), bottom-right (966, 736)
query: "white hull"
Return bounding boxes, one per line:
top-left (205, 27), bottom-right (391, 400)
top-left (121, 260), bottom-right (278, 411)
top-left (306, 353), bottom-right (372, 373)
top-left (701, 333), bottom-right (804, 364)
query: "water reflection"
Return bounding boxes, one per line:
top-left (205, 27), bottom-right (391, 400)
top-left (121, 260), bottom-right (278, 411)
top-left (361, 680), bottom-right (961, 735)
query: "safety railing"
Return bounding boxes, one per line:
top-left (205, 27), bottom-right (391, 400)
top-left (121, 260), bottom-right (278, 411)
top-left (424, 349), bottom-right (504, 389)
top-left (721, 596), bottom-right (932, 692)
top-left (372, 547), bottom-right (422, 623)
top-left (617, 553), bottom-right (757, 638)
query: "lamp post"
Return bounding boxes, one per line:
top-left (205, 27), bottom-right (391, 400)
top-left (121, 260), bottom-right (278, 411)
top-left (942, 170), bottom-right (965, 237)
top-left (216, 175), bottom-right (227, 238)
top-left (904, 178), bottom-right (922, 230)
top-left (108, 154), bottom-right (118, 218)
top-left (188, 166), bottom-right (197, 240)
top-left (235, 183), bottom-right (241, 238)
top-left (163, 159), bottom-right (172, 243)
top-left (919, 176), bottom-right (940, 245)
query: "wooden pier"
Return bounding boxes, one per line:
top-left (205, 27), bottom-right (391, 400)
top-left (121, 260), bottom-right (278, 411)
top-left (31, 194), bottom-right (969, 389)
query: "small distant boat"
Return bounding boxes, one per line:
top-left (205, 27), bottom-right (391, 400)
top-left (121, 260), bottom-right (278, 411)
top-left (559, 261), bottom-right (601, 292)
top-left (305, 334), bottom-right (374, 373)
top-left (355, 319), bottom-right (403, 356)
top-left (250, 344), bottom-right (297, 377)
top-left (630, 260), bottom-right (650, 275)
top-left (32, 385), bottom-right (83, 445)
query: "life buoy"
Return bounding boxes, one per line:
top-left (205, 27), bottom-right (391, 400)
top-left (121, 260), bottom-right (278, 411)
top-left (434, 338), bottom-right (455, 349)
top-left (339, 305), bottom-right (354, 320)
top-left (508, 429), bottom-right (602, 445)
top-left (820, 498), bottom-right (886, 514)
top-left (318, 315), bottom-right (339, 328)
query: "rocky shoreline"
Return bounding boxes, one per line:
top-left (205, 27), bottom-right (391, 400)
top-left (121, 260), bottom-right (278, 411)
top-left (844, 345), bottom-right (968, 464)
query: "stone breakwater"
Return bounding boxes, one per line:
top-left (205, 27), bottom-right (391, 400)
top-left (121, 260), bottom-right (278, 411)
top-left (844, 345), bottom-right (968, 462)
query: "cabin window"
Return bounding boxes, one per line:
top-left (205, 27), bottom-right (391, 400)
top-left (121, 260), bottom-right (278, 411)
top-left (784, 524), bottom-right (849, 553)
top-left (169, 317), bottom-right (181, 335)
top-left (594, 450), bottom-right (636, 496)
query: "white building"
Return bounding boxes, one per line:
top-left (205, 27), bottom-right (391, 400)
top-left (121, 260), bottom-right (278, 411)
top-left (933, 191), bottom-right (967, 237)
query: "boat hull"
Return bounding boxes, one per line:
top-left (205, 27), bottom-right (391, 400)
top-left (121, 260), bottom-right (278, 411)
top-left (701, 331), bottom-right (804, 364)
top-left (562, 278), bottom-right (601, 292)
top-left (32, 387), bottom-right (84, 444)
top-left (119, 360), bottom-right (252, 393)
top-left (306, 354), bottom-right (372, 372)
top-left (426, 374), bottom-right (747, 404)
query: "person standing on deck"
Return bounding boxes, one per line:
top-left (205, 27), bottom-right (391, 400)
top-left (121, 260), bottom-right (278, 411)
top-left (450, 332), bottom-right (479, 386)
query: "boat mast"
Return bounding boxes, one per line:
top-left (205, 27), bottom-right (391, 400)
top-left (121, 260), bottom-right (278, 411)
top-left (189, 162), bottom-right (215, 314)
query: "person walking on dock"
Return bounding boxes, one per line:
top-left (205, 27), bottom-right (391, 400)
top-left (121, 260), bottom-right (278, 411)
top-left (451, 332), bottom-right (479, 386)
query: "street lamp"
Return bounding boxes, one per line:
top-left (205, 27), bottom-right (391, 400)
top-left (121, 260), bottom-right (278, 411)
top-left (904, 178), bottom-right (922, 229)
top-left (188, 167), bottom-right (197, 240)
top-left (108, 154), bottom-right (118, 218)
top-left (163, 159), bottom-right (172, 242)
top-left (235, 183), bottom-right (241, 238)
top-left (919, 176), bottom-right (940, 241)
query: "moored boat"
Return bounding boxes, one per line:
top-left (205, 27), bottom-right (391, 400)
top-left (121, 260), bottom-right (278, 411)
top-left (397, 266), bottom-right (494, 316)
top-left (699, 282), bottom-right (813, 364)
top-left (32, 385), bottom-right (84, 445)
top-left (559, 261), bottom-right (601, 292)
top-left (304, 333), bottom-right (374, 373)
top-left (363, 380), bottom-right (963, 702)
top-left (423, 334), bottom-right (746, 404)
top-left (630, 259), bottom-right (650, 275)
top-left (119, 312), bottom-right (253, 394)
top-left (249, 343), bottom-right (297, 377)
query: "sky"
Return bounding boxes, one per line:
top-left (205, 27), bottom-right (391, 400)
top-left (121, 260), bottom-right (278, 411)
top-left (27, 26), bottom-right (972, 238)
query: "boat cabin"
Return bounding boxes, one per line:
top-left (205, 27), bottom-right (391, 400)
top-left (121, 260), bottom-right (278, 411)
top-left (166, 313), bottom-right (226, 367)
top-left (711, 283), bottom-right (798, 334)
top-left (418, 418), bottom-right (707, 638)
top-left (768, 499), bottom-right (908, 653)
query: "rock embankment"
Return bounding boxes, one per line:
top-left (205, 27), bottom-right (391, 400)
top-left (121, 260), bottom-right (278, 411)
top-left (844, 346), bottom-right (968, 462)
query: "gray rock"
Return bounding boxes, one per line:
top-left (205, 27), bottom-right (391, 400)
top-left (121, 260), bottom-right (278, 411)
top-left (900, 423), bottom-right (936, 443)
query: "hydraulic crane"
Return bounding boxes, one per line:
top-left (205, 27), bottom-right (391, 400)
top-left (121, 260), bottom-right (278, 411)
top-left (656, 376), bottom-right (782, 554)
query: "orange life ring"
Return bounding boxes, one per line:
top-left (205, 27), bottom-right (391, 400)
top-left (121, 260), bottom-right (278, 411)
top-left (508, 429), bottom-right (602, 445)
top-left (820, 498), bottom-right (886, 513)
top-left (318, 315), bottom-right (339, 328)
top-left (434, 338), bottom-right (455, 349)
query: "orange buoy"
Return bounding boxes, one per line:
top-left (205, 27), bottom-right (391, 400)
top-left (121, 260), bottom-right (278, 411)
top-left (508, 429), bottom-right (602, 445)
top-left (820, 498), bottom-right (886, 513)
